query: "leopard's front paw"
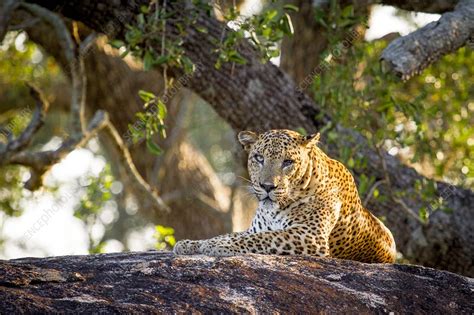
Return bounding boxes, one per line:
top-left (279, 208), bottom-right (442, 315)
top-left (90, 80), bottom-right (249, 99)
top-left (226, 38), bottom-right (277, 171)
top-left (199, 243), bottom-right (234, 257)
top-left (173, 240), bottom-right (202, 255)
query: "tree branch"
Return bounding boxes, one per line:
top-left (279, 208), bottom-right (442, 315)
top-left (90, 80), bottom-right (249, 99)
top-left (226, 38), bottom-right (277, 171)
top-left (318, 0), bottom-right (457, 14)
top-left (0, 85), bottom-right (48, 155)
top-left (103, 120), bottom-right (171, 213)
top-left (379, 0), bottom-right (459, 13)
top-left (380, 0), bottom-right (474, 80)
top-left (0, 0), bottom-right (18, 42)
top-left (21, 2), bottom-right (86, 135)
top-left (8, 110), bottom-right (107, 190)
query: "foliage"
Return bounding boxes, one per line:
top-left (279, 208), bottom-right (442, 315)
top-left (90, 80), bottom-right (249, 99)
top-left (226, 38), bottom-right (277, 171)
top-left (312, 38), bottom-right (473, 220)
top-left (0, 31), bottom-right (61, 87)
top-left (128, 90), bottom-right (167, 155)
top-left (314, 1), bottom-right (367, 45)
top-left (215, 4), bottom-right (297, 67)
top-left (154, 225), bottom-right (176, 250)
top-left (74, 165), bottom-right (114, 254)
top-left (314, 40), bottom-right (473, 185)
top-left (114, 1), bottom-right (296, 70)
top-left (110, 5), bottom-right (195, 73)
top-left (305, 2), bottom-right (473, 220)
top-left (0, 82), bottom-right (34, 218)
top-left (0, 166), bottom-right (25, 217)
top-left (0, 32), bottom-right (65, 217)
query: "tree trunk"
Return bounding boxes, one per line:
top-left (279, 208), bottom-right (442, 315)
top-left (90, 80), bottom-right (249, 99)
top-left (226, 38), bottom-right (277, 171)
top-left (1, 252), bottom-right (473, 313)
top-left (22, 0), bottom-right (474, 277)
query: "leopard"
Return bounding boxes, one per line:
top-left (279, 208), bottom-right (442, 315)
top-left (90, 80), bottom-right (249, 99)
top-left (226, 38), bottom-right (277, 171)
top-left (173, 129), bottom-right (396, 263)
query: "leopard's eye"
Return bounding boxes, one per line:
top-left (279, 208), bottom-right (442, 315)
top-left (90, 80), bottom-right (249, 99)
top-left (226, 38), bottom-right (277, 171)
top-left (254, 154), bottom-right (264, 164)
top-left (282, 159), bottom-right (294, 168)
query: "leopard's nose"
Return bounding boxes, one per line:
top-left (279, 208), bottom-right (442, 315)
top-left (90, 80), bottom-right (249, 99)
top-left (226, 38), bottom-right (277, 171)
top-left (260, 182), bottom-right (277, 192)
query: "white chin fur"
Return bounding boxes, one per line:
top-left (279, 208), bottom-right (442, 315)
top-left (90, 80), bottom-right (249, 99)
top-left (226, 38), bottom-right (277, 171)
top-left (259, 198), bottom-right (279, 210)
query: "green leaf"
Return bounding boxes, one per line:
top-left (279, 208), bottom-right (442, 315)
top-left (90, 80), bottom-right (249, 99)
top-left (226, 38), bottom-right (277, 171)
top-left (265, 10), bottom-right (278, 21)
top-left (165, 235), bottom-right (176, 246)
top-left (158, 124), bottom-right (167, 138)
top-left (109, 39), bottom-right (125, 49)
top-left (373, 189), bottom-right (379, 198)
top-left (146, 138), bottom-right (163, 155)
top-left (283, 4), bottom-right (299, 12)
top-left (138, 90), bottom-right (156, 102)
top-left (156, 101), bottom-right (167, 120)
top-left (314, 9), bottom-right (328, 28)
top-left (140, 5), bottom-right (150, 14)
top-left (125, 26), bottom-right (143, 47)
top-left (228, 51), bottom-right (247, 65)
top-left (155, 55), bottom-right (170, 65)
top-left (143, 51), bottom-right (154, 71)
top-left (119, 49), bottom-right (130, 58)
top-left (418, 206), bottom-right (428, 222)
top-left (262, 28), bottom-right (272, 38)
top-left (347, 157), bottom-right (355, 168)
top-left (268, 48), bottom-right (281, 58)
top-left (156, 225), bottom-right (174, 235)
top-left (281, 13), bottom-right (294, 35)
top-left (196, 26), bottom-right (208, 33)
top-left (341, 5), bottom-right (354, 18)
top-left (137, 13), bottom-right (145, 27)
top-left (296, 127), bottom-right (307, 135)
top-left (181, 56), bottom-right (195, 73)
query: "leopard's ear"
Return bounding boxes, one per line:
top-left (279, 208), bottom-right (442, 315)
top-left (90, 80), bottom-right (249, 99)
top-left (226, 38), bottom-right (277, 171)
top-left (302, 133), bottom-right (320, 148)
top-left (238, 131), bottom-right (258, 152)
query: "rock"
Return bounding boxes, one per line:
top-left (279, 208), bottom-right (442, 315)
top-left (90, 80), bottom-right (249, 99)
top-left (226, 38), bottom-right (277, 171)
top-left (0, 252), bottom-right (473, 313)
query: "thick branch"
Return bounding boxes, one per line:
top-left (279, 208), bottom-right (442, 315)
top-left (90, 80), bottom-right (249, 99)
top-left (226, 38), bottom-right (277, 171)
top-left (0, 85), bottom-right (48, 157)
top-left (380, 0), bottom-right (474, 80)
top-left (8, 110), bottom-right (107, 190)
top-left (379, 0), bottom-right (459, 13)
top-left (0, 0), bottom-right (18, 42)
top-left (0, 3), bottom-right (99, 190)
top-left (21, 2), bottom-right (87, 134)
top-left (317, 0), bottom-right (457, 14)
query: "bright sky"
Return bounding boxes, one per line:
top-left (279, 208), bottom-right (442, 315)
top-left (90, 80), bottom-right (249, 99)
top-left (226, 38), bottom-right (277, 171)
top-left (0, 140), bottom-right (157, 259)
top-left (365, 5), bottom-right (439, 40)
top-left (2, 147), bottom-right (95, 258)
top-left (0, 5), bottom-right (441, 259)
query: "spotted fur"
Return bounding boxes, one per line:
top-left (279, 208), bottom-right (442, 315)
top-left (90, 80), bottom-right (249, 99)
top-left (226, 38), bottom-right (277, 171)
top-left (174, 129), bottom-right (396, 263)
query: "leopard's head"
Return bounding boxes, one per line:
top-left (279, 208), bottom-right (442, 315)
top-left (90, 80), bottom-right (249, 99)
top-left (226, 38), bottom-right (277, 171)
top-left (238, 129), bottom-right (320, 206)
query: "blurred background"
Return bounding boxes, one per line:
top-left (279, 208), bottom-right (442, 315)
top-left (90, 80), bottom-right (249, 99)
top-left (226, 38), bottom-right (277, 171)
top-left (0, 0), bottom-right (472, 271)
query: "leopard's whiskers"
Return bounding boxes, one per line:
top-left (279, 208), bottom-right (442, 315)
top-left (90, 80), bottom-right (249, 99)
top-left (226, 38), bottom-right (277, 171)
top-left (237, 175), bottom-right (252, 184)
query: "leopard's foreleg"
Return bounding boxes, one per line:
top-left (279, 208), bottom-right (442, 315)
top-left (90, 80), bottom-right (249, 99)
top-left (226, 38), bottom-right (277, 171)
top-left (194, 227), bottom-right (330, 257)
